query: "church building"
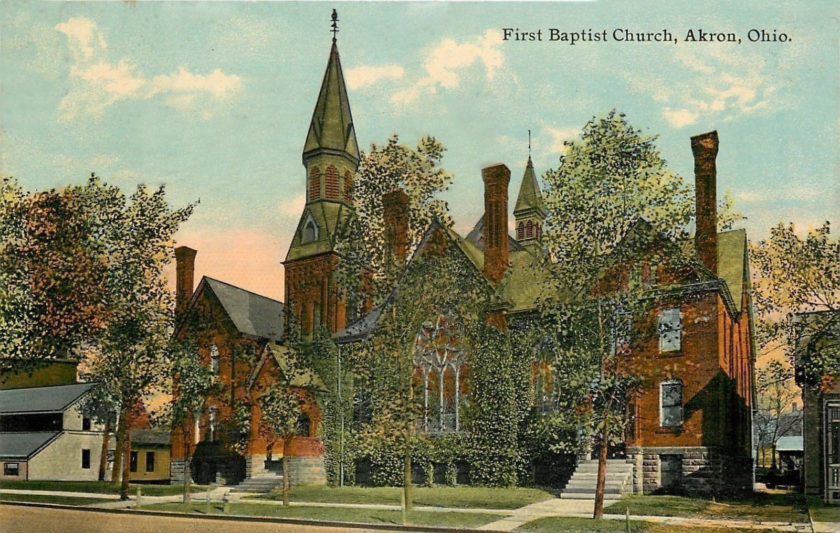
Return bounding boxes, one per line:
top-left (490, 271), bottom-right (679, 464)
top-left (170, 17), bottom-right (755, 496)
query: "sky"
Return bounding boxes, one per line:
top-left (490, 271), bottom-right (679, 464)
top-left (2, 1), bottom-right (837, 302)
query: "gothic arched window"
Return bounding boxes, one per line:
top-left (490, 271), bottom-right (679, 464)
top-left (302, 214), bottom-right (318, 243)
top-left (526, 220), bottom-right (534, 238)
top-left (210, 344), bottom-right (220, 375)
top-left (517, 222), bottom-right (525, 240)
top-left (414, 315), bottom-right (466, 432)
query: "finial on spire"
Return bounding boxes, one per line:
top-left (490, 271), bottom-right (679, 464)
top-left (331, 9), bottom-right (339, 43)
top-left (528, 129), bottom-right (532, 158)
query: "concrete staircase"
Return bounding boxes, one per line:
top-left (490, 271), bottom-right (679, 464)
top-left (559, 459), bottom-right (634, 499)
top-left (230, 471), bottom-right (284, 493)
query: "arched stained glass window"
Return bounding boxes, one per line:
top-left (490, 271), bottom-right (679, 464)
top-left (414, 315), bottom-right (466, 432)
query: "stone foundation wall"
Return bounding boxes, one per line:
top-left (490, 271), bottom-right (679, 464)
top-left (628, 446), bottom-right (751, 497)
top-left (286, 456), bottom-right (327, 485)
top-left (170, 458), bottom-right (191, 484)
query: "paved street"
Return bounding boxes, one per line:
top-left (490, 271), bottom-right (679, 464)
top-left (0, 505), bottom-right (389, 533)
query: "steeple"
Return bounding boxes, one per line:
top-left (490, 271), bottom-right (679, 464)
top-left (302, 37), bottom-right (359, 167)
top-left (513, 156), bottom-right (546, 247)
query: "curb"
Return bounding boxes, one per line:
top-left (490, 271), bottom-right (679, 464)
top-left (0, 500), bottom-right (509, 533)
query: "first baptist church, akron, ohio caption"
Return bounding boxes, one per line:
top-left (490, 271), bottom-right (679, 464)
top-left (168, 16), bottom-right (756, 497)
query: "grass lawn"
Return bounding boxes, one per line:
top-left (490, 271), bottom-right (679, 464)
top-left (808, 497), bottom-right (840, 522)
top-left (145, 502), bottom-right (499, 528)
top-left (0, 493), bottom-right (114, 506)
top-left (259, 484), bottom-right (553, 509)
top-left (0, 479), bottom-right (209, 496)
top-left (605, 493), bottom-right (808, 523)
top-left (517, 516), bottom-right (773, 533)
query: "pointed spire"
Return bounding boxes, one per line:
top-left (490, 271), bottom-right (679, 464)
top-left (302, 18), bottom-right (359, 165)
top-left (514, 156), bottom-right (545, 216)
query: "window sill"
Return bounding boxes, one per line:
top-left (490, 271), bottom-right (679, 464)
top-left (656, 426), bottom-right (683, 434)
top-left (657, 351), bottom-right (684, 358)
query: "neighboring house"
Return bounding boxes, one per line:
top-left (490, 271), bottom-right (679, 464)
top-left (0, 382), bottom-right (114, 481)
top-left (776, 436), bottom-right (804, 477)
top-left (796, 310), bottom-right (840, 503)
top-left (172, 20), bottom-right (756, 497)
top-left (129, 429), bottom-right (171, 483)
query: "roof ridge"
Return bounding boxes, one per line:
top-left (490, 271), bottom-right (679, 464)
top-left (204, 276), bottom-right (284, 305)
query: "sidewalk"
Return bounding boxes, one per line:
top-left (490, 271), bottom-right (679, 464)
top-left (1, 489), bottom-right (817, 532)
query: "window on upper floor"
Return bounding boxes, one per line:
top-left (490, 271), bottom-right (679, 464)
top-left (296, 413), bottom-right (311, 437)
top-left (526, 220), bottom-right (534, 238)
top-left (658, 307), bottom-right (682, 353)
top-left (517, 222), bottom-right (524, 240)
top-left (82, 417), bottom-right (91, 431)
top-left (660, 379), bottom-right (683, 427)
top-left (414, 315), bottom-right (466, 433)
top-left (612, 308), bottom-right (632, 355)
top-left (210, 343), bottom-right (220, 375)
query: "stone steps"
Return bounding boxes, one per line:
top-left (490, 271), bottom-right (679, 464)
top-left (230, 473), bottom-right (284, 493)
top-left (559, 460), bottom-right (633, 499)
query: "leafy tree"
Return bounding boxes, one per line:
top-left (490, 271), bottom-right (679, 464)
top-left (336, 134), bottom-right (452, 315)
top-left (169, 339), bottom-right (219, 504)
top-left (751, 222), bottom-right (840, 385)
top-left (754, 360), bottom-right (800, 469)
top-left (538, 111), bottom-right (723, 517)
top-left (1, 175), bottom-right (194, 499)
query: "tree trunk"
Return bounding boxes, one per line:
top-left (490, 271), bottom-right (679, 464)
top-left (98, 417), bottom-right (112, 481)
top-left (593, 416), bottom-right (609, 519)
top-left (111, 410), bottom-right (123, 485)
top-left (119, 418), bottom-right (131, 500)
top-left (120, 424), bottom-right (131, 500)
top-left (771, 443), bottom-right (778, 470)
top-left (282, 437), bottom-right (291, 507)
top-left (404, 447), bottom-right (413, 512)
top-left (183, 425), bottom-right (192, 504)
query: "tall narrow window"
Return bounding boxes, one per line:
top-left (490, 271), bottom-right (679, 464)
top-left (129, 451), bottom-right (138, 472)
top-left (208, 406), bottom-right (218, 442)
top-left (658, 307), bottom-right (682, 353)
top-left (612, 309), bottom-right (632, 355)
top-left (146, 451), bottom-right (155, 472)
top-left (210, 343), bottom-right (220, 375)
top-left (526, 220), bottom-right (534, 238)
top-left (296, 413), bottom-right (311, 437)
top-left (82, 417), bottom-right (91, 431)
top-left (660, 379), bottom-right (683, 427)
top-left (82, 449), bottom-right (91, 469)
top-left (517, 222), bottom-right (524, 240)
top-left (302, 215), bottom-right (318, 243)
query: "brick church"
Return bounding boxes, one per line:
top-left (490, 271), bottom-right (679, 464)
top-left (170, 21), bottom-right (755, 495)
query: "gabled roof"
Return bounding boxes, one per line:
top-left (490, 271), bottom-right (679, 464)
top-left (336, 220), bottom-right (493, 344)
top-left (247, 342), bottom-right (327, 392)
top-left (513, 157), bottom-right (545, 216)
top-left (465, 214), bottom-right (525, 253)
top-left (303, 41), bottom-right (359, 164)
top-left (0, 382), bottom-right (96, 415)
top-left (200, 277), bottom-right (284, 341)
top-left (285, 201), bottom-right (353, 262)
top-left (717, 229), bottom-right (748, 312)
top-left (0, 431), bottom-right (60, 458)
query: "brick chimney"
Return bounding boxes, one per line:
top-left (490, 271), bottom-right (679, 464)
top-left (691, 131), bottom-right (718, 275)
top-left (482, 163), bottom-right (510, 285)
top-left (383, 189), bottom-right (410, 264)
top-left (175, 246), bottom-right (197, 314)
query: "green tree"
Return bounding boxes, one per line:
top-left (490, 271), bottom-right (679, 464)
top-left (1, 175), bottom-right (194, 499)
top-left (751, 222), bottom-right (840, 384)
top-left (538, 111), bottom-right (728, 517)
top-left (169, 339), bottom-right (219, 504)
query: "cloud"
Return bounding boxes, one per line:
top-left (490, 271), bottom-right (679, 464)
top-left (627, 45), bottom-right (784, 129)
top-left (346, 64), bottom-right (405, 89)
top-left (391, 30), bottom-right (505, 105)
top-left (542, 126), bottom-right (581, 154)
top-left (662, 108), bottom-right (700, 128)
top-left (55, 17), bottom-right (242, 121)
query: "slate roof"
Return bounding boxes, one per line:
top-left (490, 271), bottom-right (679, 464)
top-left (0, 431), bottom-right (60, 458)
top-left (465, 214), bottom-right (525, 254)
top-left (717, 229), bottom-right (748, 312)
top-left (285, 201), bottom-right (354, 262)
top-left (513, 157), bottom-right (545, 216)
top-left (203, 277), bottom-right (284, 341)
top-left (0, 382), bottom-right (96, 415)
top-left (131, 429), bottom-right (170, 447)
top-left (302, 41), bottom-right (359, 163)
top-left (265, 343), bottom-right (327, 391)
